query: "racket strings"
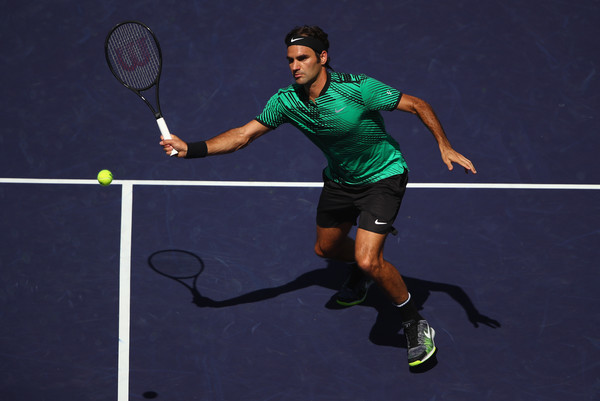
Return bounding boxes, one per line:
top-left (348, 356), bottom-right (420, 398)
top-left (106, 23), bottom-right (161, 91)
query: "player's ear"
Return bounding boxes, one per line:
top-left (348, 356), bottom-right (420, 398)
top-left (319, 50), bottom-right (328, 66)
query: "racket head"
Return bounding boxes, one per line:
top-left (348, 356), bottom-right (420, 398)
top-left (105, 21), bottom-right (162, 91)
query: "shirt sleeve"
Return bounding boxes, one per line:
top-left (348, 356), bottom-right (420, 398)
top-left (359, 74), bottom-right (402, 111)
top-left (255, 92), bottom-right (287, 129)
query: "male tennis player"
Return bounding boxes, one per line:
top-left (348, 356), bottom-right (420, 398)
top-left (161, 25), bottom-right (476, 367)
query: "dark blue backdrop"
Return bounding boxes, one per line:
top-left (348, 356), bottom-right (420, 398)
top-left (2, 0), bottom-right (598, 184)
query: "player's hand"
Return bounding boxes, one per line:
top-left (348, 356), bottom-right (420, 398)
top-left (440, 147), bottom-right (477, 174)
top-left (160, 134), bottom-right (188, 158)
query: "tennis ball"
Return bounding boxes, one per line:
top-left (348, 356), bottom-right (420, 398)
top-left (97, 169), bottom-right (113, 186)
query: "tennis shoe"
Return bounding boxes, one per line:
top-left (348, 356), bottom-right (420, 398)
top-left (335, 265), bottom-right (373, 306)
top-left (402, 319), bottom-right (437, 366)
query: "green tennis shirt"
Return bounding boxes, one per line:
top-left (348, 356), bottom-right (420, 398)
top-left (256, 72), bottom-right (408, 185)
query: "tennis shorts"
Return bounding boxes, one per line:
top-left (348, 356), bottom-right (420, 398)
top-left (316, 172), bottom-right (408, 235)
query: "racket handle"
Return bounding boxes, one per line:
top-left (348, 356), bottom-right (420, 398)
top-left (156, 117), bottom-right (179, 156)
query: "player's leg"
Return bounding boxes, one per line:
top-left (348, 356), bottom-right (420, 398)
top-left (314, 178), bottom-right (375, 305)
top-left (347, 173), bottom-right (409, 305)
top-left (314, 223), bottom-right (374, 306)
top-left (354, 228), bottom-right (436, 366)
top-left (353, 228), bottom-right (409, 303)
top-left (314, 223), bottom-right (355, 262)
top-left (354, 171), bottom-right (437, 366)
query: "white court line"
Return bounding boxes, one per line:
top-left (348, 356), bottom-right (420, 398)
top-left (0, 177), bottom-right (599, 190)
top-left (118, 183), bottom-right (134, 401)
top-left (2, 177), bottom-right (598, 401)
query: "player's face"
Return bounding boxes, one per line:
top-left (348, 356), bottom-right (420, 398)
top-left (287, 46), bottom-right (326, 86)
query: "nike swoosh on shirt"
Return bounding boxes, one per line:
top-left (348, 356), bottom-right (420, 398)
top-left (375, 219), bottom-right (387, 225)
top-left (335, 106), bottom-right (347, 113)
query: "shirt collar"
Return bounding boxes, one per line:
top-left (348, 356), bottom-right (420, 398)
top-left (319, 71), bottom-right (331, 97)
top-left (295, 71), bottom-right (331, 105)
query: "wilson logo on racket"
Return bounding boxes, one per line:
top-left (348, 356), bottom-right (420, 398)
top-left (115, 38), bottom-right (151, 71)
top-left (105, 21), bottom-right (178, 156)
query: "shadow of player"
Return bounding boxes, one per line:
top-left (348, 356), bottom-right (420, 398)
top-left (148, 252), bottom-right (501, 345)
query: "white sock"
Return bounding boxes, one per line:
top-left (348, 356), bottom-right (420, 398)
top-left (394, 292), bottom-right (412, 308)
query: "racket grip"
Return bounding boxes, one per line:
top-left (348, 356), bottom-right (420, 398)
top-left (156, 117), bottom-right (179, 156)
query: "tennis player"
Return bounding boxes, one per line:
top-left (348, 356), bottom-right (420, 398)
top-left (161, 25), bottom-right (476, 367)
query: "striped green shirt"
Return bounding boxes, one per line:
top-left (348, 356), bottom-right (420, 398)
top-left (256, 72), bottom-right (407, 185)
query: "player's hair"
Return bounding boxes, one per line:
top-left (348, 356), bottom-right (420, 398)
top-left (285, 25), bottom-right (333, 70)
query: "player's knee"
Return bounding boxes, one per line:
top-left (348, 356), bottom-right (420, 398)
top-left (355, 254), bottom-right (382, 275)
top-left (314, 242), bottom-right (328, 258)
top-left (314, 241), bottom-right (336, 259)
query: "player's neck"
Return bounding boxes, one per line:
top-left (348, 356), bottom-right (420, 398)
top-left (304, 67), bottom-right (328, 102)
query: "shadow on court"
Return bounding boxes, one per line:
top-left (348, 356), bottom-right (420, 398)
top-left (148, 249), bottom-right (501, 368)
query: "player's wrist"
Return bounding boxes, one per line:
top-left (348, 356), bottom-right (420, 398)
top-left (438, 141), bottom-right (452, 153)
top-left (185, 141), bottom-right (208, 158)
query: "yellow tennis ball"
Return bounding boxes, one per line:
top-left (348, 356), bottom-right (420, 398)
top-left (97, 169), bottom-right (113, 186)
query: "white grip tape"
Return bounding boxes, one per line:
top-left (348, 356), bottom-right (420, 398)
top-left (156, 117), bottom-right (178, 156)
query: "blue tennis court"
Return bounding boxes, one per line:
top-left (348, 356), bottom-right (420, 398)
top-left (1, 1), bottom-right (598, 400)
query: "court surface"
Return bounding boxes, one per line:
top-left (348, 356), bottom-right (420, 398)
top-left (1, 1), bottom-right (599, 400)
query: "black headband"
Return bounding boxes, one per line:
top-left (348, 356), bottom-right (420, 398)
top-left (286, 36), bottom-right (327, 55)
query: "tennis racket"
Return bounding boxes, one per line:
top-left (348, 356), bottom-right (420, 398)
top-left (105, 21), bottom-right (177, 156)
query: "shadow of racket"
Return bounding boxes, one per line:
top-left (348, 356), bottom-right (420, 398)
top-left (148, 249), bottom-right (209, 306)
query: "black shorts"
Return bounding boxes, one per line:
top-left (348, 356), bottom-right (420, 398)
top-left (316, 172), bottom-right (408, 235)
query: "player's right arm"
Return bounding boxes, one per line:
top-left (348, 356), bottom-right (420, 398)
top-left (160, 119), bottom-right (272, 158)
top-left (397, 94), bottom-right (477, 174)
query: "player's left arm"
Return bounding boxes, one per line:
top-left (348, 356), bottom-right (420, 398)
top-left (397, 94), bottom-right (477, 174)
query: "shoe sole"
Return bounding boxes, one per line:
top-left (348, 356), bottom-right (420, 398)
top-left (336, 297), bottom-right (367, 306)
